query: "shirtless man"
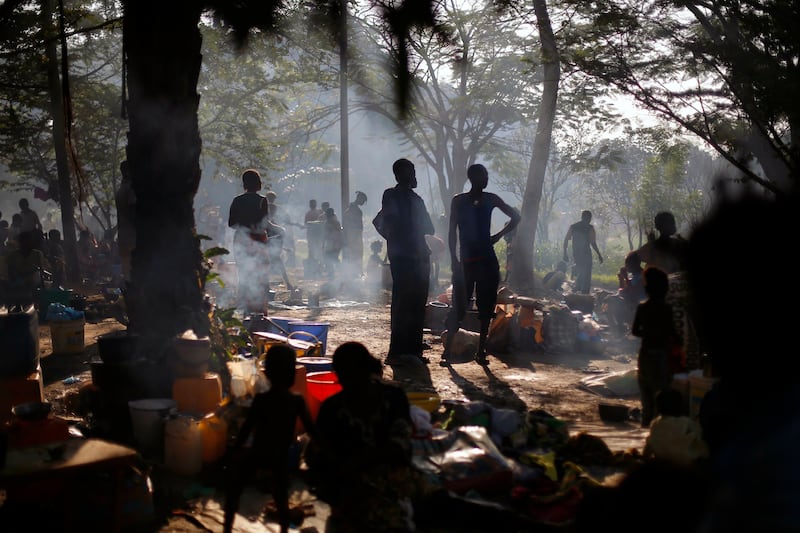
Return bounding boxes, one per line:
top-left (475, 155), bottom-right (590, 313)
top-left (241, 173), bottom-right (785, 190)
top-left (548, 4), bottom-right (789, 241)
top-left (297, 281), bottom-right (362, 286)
top-left (442, 163), bottom-right (520, 366)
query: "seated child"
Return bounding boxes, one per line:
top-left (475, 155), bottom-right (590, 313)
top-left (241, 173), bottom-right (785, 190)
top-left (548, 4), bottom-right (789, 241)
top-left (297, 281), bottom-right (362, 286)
top-left (542, 260), bottom-right (568, 292)
top-left (643, 387), bottom-right (708, 466)
top-left (367, 239), bottom-right (388, 289)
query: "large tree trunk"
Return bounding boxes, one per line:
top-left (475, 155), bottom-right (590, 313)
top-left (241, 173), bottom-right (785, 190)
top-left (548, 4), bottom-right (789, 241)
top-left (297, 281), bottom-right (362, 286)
top-left (42, 0), bottom-right (79, 281)
top-left (123, 1), bottom-right (208, 354)
top-left (508, 0), bottom-right (559, 293)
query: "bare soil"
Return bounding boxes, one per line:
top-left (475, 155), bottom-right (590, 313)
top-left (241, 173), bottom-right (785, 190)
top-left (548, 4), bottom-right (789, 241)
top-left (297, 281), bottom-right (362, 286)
top-left (38, 280), bottom-right (648, 453)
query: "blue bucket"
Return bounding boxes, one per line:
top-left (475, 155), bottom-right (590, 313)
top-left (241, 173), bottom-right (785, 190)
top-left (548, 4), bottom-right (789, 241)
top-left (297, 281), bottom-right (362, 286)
top-left (287, 321), bottom-right (330, 356)
top-left (267, 316), bottom-right (295, 335)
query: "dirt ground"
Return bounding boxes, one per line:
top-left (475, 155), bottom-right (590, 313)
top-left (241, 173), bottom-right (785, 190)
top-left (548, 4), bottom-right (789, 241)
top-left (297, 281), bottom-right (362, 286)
top-left (25, 276), bottom-right (653, 532)
top-left (37, 278), bottom-right (648, 453)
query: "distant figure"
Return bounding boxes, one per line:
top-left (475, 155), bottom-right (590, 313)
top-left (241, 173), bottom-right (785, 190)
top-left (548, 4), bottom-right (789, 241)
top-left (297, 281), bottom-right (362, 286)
top-left (636, 211), bottom-right (688, 274)
top-left (643, 388), bottom-right (708, 466)
top-left (44, 229), bottom-right (66, 288)
top-left (266, 201), bottom-right (294, 291)
top-left (604, 250), bottom-right (645, 329)
top-left (115, 160), bottom-right (136, 283)
top-left (0, 219), bottom-right (9, 253)
top-left (223, 344), bottom-right (314, 533)
top-left (76, 229), bottom-right (99, 281)
top-left (563, 210), bottom-right (603, 294)
top-left (0, 210), bottom-right (6, 247)
top-left (321, 207), bottom-right (343, 279)
top-left (425, 234), bottom-right (446, 289)
top-left (6, 230), bottom-right (49, 307)
top-left (375, 158), bottom-right (436, 364)
top-left (367, 239), bottom-right (387, 290)
top-left (304, 199), bottom-right (324, 264)
top-left (8, 213), bottom-right (23, 249)
top-left (266, 190), bottom-right (298, 268)
top-left (442, 163), bottom-right (520, 366)
top-left (542, 260), bottom-right (568, 292)
top-left (306, 341), bottom-right (416, 531)
top-left (18, 198), bottom-right (43, 250)
top-left (342, 191), bottom-right (367, 277)
top-left (631, 267), bottom-right (679, 427)
top-left (227, 169), bottom-right (270, 313)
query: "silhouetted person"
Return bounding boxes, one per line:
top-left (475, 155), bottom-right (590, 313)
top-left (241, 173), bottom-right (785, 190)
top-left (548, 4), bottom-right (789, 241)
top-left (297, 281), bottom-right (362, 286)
top-left (688, 189), bottom-right (800, 531)
top-left (605, 250), bottom-right (645, 330)
top-left (115, 160), bottom-right (136, 283)
top-left (266, 201), bottom-right (294, 291)
top-left (542, 260), bottom-right (569, 293)
top-left (306, 341), bottom-right (416, 531)
top-left (563, 210), bottom-right (603, 293)
top-left (637, 211), bottom-right (688, 274)
top-left (342, 190), bottom-right (367, 277)
top-left (425, 233), bottom-right (446, 288)
top-left (44, 229), bottom-right (66, 288)
top-left (18, 198), bottom-right (43, 251)
top-left (643, 387), bottom-right (708, 466)
top-left (375, 158), bottom-right (435, 364)
top-left (321, 207), bottom-right (343, 279)
top-left (266, 190), bottom-right (297, 268)
top-left (6, 230), bottom-right (49, 307)
top-left (223, 344), bottom-right (314, 533)
top-left (441, 163), bottom-right (520, 366)
top-left (304, 198), bottom-right (324, 266)
top-left (632, 267), bottom-right (679, 427)
top-left (228, 169), bottom-right (270, 313)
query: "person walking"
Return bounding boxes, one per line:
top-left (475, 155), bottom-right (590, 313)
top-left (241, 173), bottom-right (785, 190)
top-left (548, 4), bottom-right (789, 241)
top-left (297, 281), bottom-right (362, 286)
top-left (374, 158), bottom-right (435, 364)
top-left (440, 163), bottom-right (520, 366)
top-left (342, 190), bottom-right (367, 278)
top-left (563, 210), bottom-right (603, 294)
top-left (223, 344), bottom-right (314, 533)
top-left (227, 169), bottom-right (270, 313)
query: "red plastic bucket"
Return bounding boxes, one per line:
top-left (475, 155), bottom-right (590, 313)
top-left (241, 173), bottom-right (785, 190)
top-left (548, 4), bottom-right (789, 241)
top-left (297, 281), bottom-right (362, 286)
top-left (305, 370), bottom-right (342, 421)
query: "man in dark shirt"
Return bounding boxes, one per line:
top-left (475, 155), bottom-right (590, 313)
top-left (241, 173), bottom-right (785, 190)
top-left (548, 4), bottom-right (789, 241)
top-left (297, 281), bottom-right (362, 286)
top-left (342, 190), bottom-right (367, 278)
top-left (228, 169), bottom-right (269, 313)
top-left (563, 210), bottom-right (603, 294)
top-left (375, 159), bottom-right (435, 364)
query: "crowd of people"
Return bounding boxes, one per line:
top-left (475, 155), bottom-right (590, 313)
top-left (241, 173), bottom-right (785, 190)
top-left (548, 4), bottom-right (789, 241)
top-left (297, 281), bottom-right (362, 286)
top-left (222, 186), bottom-right (797, 532)
top-left (0, 196), bottom-right (130, 309)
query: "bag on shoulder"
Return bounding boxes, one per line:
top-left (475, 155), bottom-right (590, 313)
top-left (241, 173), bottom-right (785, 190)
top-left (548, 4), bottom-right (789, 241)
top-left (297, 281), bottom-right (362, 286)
top-left (372, 209), bottom-right (388, 239)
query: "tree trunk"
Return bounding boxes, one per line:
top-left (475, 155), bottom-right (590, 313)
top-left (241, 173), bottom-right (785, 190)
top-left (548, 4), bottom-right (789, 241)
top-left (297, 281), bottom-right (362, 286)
top-left (508, 0), bottom-right (559, 293)
top-left (122, 0), bottom-right (208, 353)
top-left (42, 0), bottom-right (79, 281)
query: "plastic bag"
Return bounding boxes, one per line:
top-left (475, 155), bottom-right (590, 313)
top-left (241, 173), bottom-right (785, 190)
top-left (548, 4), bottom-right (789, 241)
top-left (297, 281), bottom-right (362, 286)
top-left (412, 425), bottom-right (514, 495)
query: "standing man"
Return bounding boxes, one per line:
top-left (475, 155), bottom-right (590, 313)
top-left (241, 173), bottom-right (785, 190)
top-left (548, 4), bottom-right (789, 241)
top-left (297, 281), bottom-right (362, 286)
top-left (563, 210), bottom-right (603, 294)
top-left (441, 163), bottom-right (520, 366)
top-left (304, 199), bottom-right (324, 277)
top-left (115, 161), bottom-right (136, 283)
top-left (18, 198), bottom-right (43, 251)
top-left (375, 158), bottom-right (435, 365)
top-left (342, 191), bottom-right (367, 278)
top-left (228, 169), bottom-right (270, 313)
